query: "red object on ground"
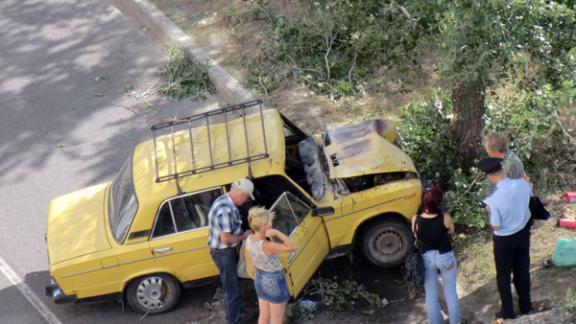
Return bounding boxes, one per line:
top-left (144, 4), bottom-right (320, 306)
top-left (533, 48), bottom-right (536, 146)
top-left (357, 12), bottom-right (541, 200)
top-left (562, 191), bottom-right (576, 203)
top-left (559, 218), bottom-right (576, 229)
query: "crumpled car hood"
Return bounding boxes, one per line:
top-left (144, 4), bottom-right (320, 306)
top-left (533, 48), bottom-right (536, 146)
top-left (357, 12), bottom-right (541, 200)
top-left (322, 119), bottom-right (417, 179)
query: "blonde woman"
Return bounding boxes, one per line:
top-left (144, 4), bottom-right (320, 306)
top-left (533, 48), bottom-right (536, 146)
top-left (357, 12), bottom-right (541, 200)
top-left (246, 207), bottom-right (296, 324)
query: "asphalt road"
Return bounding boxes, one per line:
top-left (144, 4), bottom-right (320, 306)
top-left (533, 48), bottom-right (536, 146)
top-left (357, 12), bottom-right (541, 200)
top-left (0, 0), bottom-right (221, 323)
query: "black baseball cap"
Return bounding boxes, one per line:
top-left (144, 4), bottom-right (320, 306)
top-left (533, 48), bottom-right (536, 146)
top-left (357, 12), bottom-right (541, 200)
top-left (477, 157), bottom-right (503, 174)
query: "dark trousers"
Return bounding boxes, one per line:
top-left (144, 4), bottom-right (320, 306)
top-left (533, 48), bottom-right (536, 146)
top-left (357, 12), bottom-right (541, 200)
top-left (493, 224), bottom-right (532, 319)
top-left (210, 248), bottom-right (241, 324)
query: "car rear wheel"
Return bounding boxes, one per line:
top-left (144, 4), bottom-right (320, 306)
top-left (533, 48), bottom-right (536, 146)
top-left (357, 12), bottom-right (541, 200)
top-left (361, 220), bottom-right (413, 267)
top-left (126, 274), bottom-right (181, 314)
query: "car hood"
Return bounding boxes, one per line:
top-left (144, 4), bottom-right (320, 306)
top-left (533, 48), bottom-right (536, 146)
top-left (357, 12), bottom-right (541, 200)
top-left (323, 119), bottom-right (417, 179)
top-left (47, 183), bottom-right (112, 265)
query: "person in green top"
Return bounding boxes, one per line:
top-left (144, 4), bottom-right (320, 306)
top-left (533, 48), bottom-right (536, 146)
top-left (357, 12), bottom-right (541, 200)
top-left (483, 132), bottom-right (528, 180)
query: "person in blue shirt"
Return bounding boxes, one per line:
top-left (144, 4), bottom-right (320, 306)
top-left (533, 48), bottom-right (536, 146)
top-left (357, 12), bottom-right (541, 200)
top-left (208, 178), bottom-right (255, 324)
top-left (478, 157), bottom-right (532, 320)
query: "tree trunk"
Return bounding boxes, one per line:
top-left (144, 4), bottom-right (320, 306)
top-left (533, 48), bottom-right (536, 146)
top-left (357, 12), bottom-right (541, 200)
top-left (451, 80), bottom-right (486, 169)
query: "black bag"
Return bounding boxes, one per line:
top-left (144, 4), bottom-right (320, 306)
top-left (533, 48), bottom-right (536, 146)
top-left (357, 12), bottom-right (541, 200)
top-left (529, 196), bottom-right (550, 221)
top-left (404, 248), bottom-right (425, 285)
top-left (404, 215), bottom-right (425, 286)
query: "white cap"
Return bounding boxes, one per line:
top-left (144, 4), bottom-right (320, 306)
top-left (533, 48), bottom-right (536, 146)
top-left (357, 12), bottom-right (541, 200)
top-left (232, 178), bottom-right (255, 200)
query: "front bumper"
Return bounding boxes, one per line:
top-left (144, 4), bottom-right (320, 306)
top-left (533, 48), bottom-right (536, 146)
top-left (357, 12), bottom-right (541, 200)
top-left (45, 278), bottom-right (76, 304)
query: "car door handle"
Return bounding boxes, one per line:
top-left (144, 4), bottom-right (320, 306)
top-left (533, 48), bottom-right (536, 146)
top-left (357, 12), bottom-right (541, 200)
top-left (152, 247), bottom-right (172, 255)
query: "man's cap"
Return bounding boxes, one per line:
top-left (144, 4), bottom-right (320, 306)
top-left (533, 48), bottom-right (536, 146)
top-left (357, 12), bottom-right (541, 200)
top-left (477, 157), bottom-right (503, 175)
top-left (232, 178), bottom-right (255, 200)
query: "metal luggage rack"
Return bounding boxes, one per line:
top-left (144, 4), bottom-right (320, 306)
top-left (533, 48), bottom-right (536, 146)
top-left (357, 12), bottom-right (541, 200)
top-left (151, 99), bottom-right (269, 183)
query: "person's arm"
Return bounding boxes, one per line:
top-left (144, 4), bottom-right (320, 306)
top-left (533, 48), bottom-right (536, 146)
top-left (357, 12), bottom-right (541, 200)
top-left (220, 231), bottom-right (251, 244)
top-left (485, 203), bottom-right (501, 232)
top-left (217, 209), bottom-right (251, 244)
top-left (262, 229), bottom-right (296, 255)
top-left (444, 213), bottom-right (455, 234)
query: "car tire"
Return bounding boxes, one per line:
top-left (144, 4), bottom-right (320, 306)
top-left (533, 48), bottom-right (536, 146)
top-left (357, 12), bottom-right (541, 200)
top-left (126, 273), bottom-right (181, 315)
top-left (361, 219), bottom-right (413, 267)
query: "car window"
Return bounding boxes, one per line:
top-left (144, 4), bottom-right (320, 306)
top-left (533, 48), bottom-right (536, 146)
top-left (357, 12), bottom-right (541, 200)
top-left (152, 188), bottom-right (222, 239)
top-left (153, 203), bottom-right (175, 237)
top-left (270, 192), bottom-right (311, 236)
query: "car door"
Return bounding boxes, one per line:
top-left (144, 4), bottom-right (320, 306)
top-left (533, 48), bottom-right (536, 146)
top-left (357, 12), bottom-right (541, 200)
top-left (148, 187), bottom-right (222, 281)
top-left (269, 192), bottom-right (330, 296)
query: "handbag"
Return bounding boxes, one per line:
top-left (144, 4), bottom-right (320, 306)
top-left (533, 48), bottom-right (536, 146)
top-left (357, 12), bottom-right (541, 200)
top-left (404, 215), bottom-right (425, 286)
top-left (529, 196), bottom-right (550, 221)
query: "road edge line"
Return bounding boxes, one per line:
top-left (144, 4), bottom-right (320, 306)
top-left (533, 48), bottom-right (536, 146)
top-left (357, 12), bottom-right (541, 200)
top-left (0, 255), bottom-right (63, 324)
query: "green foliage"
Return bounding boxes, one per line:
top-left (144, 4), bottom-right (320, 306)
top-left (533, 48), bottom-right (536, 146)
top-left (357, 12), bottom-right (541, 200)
top-left (398, 81), bottom-right (576, 228)
top-left (159, 47), bottom-right (215, 100)
top-left (305, 277), bottom-right (382, 311)
top-left (248, 0), bottom-right (440, 98)
top-left (397, 93), bottom-right (462, 189)
top-left (486, 82), bottom-right (576, 190)
top-left (444, 168), bottom-right (488, 228)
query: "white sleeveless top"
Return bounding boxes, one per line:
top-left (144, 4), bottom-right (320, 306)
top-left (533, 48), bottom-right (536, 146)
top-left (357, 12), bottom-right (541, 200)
top-left (245, 235), bottom-right (283, 272)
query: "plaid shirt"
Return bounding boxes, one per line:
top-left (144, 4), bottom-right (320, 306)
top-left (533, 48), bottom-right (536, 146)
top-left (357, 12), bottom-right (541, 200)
top-left (207, 194), bottom-right (243, 249)
top-left (502, 151), bottom-right (525, 179)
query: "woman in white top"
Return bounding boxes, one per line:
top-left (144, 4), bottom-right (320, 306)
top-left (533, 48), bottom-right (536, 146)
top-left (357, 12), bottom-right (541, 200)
top-left (246, 207), bottom-right (296, 324)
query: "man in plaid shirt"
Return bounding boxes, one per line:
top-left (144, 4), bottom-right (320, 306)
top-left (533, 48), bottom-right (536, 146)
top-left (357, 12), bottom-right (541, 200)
top-left (208, 178), bottom-right (254, 324)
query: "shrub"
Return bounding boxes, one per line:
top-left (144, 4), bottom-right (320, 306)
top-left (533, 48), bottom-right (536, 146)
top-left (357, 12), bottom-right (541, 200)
top-left (398, 81), bottom-right (576, 228)
top-left (159, 47), bottom-right (215, 100)
top-left (397, 92), bottom-right (462, 189)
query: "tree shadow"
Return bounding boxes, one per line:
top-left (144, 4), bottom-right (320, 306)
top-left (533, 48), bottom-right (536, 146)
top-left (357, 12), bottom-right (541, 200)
top-left (0, 0), bottom-right (218, 188)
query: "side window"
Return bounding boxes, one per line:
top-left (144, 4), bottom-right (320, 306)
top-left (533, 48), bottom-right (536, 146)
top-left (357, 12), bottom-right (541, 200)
top-left (152, 203), bottom-right (175, 237)
top-left (152, 188), bottom-right (222, 239)
top-left (270, 192), bottom-right (311, 236)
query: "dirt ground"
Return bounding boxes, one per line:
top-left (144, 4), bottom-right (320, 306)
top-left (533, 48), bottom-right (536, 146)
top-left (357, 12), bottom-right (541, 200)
top-left (146, 1), bottom-right (576, 323)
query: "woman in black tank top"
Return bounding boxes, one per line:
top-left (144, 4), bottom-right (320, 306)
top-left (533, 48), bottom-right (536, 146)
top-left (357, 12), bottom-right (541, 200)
top-left (412, 187), bottom-right (460, 324)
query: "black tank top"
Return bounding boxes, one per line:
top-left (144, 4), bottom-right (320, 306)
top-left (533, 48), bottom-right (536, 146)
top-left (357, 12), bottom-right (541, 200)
top-left (417, 213), bottom-right (452, 254)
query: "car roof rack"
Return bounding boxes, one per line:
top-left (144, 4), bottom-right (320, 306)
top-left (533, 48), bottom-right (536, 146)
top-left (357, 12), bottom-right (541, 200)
top-left (151, 99), bottom-right (269, 183)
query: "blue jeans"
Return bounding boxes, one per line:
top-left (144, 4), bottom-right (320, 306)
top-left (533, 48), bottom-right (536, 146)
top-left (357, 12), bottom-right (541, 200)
top-left (210, 248), bottom-right (241, 324)
top-left (422, 250), bottom-right (461, 324)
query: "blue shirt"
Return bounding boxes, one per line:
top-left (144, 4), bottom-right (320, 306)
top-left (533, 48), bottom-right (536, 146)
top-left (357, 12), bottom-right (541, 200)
top-left (483, 178), bottom-right (532, 236)
top-left (207, 194), bottom-right (243, 249)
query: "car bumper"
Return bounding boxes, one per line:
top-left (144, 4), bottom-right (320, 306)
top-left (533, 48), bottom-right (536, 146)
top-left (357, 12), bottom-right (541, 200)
top-left (45, 278), bottom-right (76, 304)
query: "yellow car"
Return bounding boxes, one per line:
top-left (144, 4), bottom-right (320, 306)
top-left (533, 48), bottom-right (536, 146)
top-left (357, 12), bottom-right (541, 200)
top-left (45, 100), bottom-right (421, 314)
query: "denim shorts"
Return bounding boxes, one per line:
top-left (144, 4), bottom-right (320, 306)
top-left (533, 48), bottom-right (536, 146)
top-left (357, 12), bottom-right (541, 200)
top-left (254, 269), bottom-right (290, 303)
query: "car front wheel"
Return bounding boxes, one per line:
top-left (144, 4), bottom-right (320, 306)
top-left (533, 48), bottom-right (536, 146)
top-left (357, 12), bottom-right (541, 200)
top-left (361, 220), bottom-right (413, 267)
top-left (126, 274), bottom-right (181, 314)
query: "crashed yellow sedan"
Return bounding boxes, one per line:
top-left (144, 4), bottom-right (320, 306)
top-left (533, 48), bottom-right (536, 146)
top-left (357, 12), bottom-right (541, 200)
top-left (45, 100), bottom-right (421, 314)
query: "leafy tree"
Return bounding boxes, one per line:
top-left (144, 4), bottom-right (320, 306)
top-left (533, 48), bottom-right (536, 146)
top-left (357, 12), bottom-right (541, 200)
top-left (437, 0), bottom-right (576, 166)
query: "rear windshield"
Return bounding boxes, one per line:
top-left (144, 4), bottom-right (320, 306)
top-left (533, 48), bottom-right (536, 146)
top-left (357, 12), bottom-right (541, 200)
top-left (108, 156), bottom-right (138, 243)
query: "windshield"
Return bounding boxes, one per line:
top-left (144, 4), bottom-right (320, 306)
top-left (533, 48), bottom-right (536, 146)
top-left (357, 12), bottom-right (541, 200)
top-left (108, 156), bottom-right (138, 243)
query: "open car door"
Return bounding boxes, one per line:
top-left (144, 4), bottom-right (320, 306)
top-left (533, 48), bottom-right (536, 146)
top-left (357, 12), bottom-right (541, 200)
top-left (269, 192), bottom-right (330, 296)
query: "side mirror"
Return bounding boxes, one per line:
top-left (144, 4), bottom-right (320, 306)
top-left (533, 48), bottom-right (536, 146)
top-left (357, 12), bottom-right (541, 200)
top-left (312, 207), bottom-right (334, 217)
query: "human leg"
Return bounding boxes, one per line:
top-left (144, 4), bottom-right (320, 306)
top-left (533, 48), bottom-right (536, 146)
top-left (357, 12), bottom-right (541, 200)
top-left (439, 251), bottom-right (461, 324)
top-left (257, 299), bottom-right (271, 324)
top-left (211, 249), bottom-right (241, 324)
top-left (270, 302), bottom-right (287, 324)
top-left (493, 235), bottom-right (515, 319)
top-left (513, 227), bottom-right (532, 314)
top-left (423, 251), bottom-right (443, 324)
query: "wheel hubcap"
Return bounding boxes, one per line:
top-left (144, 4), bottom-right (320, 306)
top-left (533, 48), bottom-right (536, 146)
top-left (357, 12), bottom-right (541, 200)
top-left (136, 276), bottom-right (165, 310)
top-left (373, 230), bottom-right (403, 256)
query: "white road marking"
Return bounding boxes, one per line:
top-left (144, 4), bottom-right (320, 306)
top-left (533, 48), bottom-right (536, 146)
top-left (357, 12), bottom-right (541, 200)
top-left (0, 255), bottom-right (63, 324)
